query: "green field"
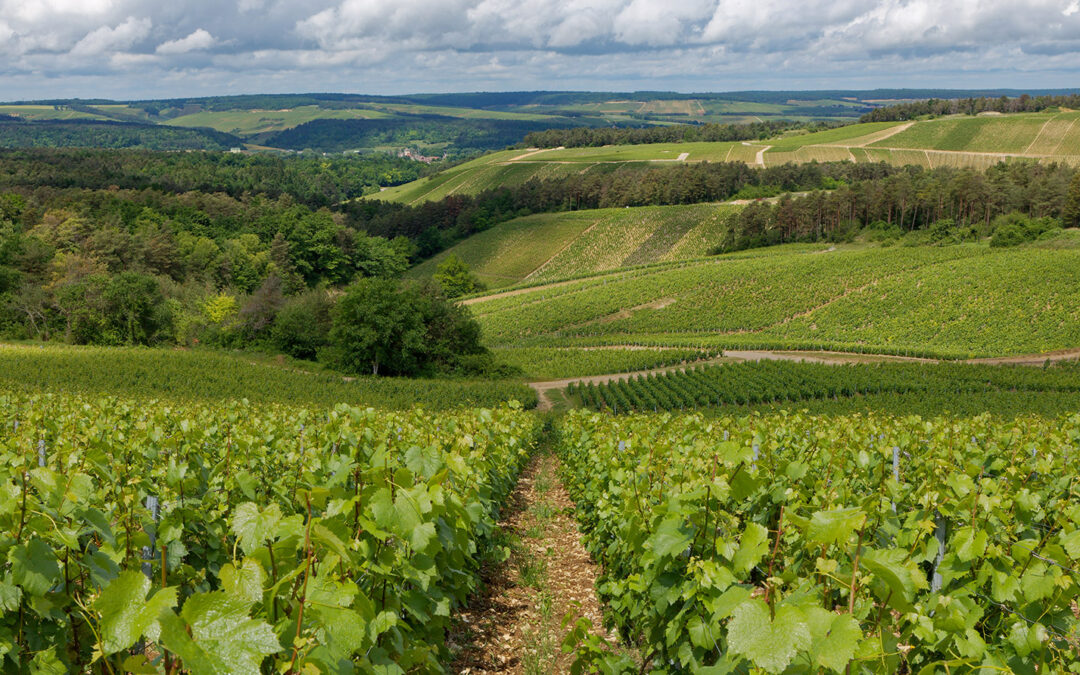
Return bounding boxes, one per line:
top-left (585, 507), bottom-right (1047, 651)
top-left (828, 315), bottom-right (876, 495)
top-left (0, 105), bottom-right (110, 121)
top-left (379, 112), bottom-right (1080, 203)
top-left (465, 239), bottom-right (1080, 358)
top-left (0, 343), bottom-right (536, 410)
top-left (408, 203), bottom-right (741, 287)
top-left (165, 105), bottom-right (393, 135)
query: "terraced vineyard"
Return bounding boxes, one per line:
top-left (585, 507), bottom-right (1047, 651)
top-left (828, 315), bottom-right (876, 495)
top-left (557, 410), bottom-right (1080, 672)
top-left (408, 203), bottom-right (740, 287)
top-left (466, 242), bottom-right (1080, 358)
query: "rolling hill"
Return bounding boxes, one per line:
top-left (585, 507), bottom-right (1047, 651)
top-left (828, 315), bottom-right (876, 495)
top-left (407, 203), bottom-right (740, 287)
top-left (379, 112), bottom-right (1080, 204)
top-left (462, 233), bottom-right (1080, 359)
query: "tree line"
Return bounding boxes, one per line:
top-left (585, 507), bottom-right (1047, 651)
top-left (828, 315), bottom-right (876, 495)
top-left (0, 148), bottom-right (426, 208)
top-left (860, 93), bottom-right (1080, 122)
top-left (0, 118), bottom-right (241, 151)
top-left (343, 161), bottom-right (899, 257)
top-left (721, 163), bottom-right (1080, 251)
top-left (0, 186), bottom-right (492, 377)
top-left (521, 120), bottom-right (836, 149)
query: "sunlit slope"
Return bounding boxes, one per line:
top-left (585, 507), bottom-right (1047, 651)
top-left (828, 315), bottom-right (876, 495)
top-left (466, 241), bottom-right (1080, 358)
top-left (380, 113), bottom-right (1080, 204)
top-left (407, 203), bottom-right (740, 287)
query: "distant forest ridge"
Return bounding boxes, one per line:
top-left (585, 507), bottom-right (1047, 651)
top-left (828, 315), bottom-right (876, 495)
top-left (6, 88), bottom-right (1080, 109)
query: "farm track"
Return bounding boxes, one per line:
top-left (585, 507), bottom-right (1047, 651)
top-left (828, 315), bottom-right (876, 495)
top-left (448, 452), bottom-right (621, 673)
top-left (528, 347), bottom-right (1080, 411)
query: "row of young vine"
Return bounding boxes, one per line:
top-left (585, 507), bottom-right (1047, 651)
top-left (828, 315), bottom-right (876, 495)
top-left (0, 391), bottom-right (540, 673)
top-left (556, 410), bottom-right (1080, 673)
top-left (571, 360), bottom-right (1080, 413)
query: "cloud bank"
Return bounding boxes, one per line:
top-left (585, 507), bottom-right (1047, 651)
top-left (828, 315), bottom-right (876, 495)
top-left (0, 0), bottom-right (1078, 99)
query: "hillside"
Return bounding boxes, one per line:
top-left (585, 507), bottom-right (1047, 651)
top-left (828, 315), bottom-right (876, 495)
top-left (464, 235), bottom-right (1080, 359)
top-left (407, 203), bottom-right (740, 287)
top-left (380, 112), bottom-right (1080, 204)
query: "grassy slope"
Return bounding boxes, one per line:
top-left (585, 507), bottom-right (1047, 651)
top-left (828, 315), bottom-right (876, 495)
top-left (381, 113), bottom-right (1080, 204)
top-left (407, 203), bottom-right (740, 287)
top-left (466, 236), bottom-right (1080, 358)
top-left (165, 106), bottom-right (393, 135)
top-left (0, 343), bottom-right (536, 410)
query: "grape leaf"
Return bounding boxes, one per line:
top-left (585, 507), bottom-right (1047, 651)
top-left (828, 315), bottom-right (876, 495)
top-left (93, 570), bottom-right (177, 655)
top-left (726, 599), bottom-right (810, 674)
top-left (806, 507), bottom-right (866, 547)
top-left (8, 540), bottom-right (60, 597)
top-left (805, 608), bottom-right (862, 673)
top-left (732, 522), bottom-right (769, 576)
top-left (230, 502), bottom-right (282, 555)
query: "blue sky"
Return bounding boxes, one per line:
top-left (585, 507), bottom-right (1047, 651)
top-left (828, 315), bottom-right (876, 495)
top-left (2, 0), bottom-right (1079, 100)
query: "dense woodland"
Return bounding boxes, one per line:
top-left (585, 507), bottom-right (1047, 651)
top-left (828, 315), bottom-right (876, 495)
top-left (859, 93), bottom-right (1080, 122)
top-left (264, 116), bottom-right (603, 156)
top-left (0, 118), bottom-right (241, 151)
top-left (521, 120), bottom-right (833, 148)
top-left (722, 163), bottom-right (1080, 251)
top-left (0, 148), bottom-right (425, 206)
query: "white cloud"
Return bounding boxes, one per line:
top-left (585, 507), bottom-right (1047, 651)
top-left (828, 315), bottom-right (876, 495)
top-left (156, 28), bottom-right (216, 53)
top-left (0, 0), bottom-right (1078, 99)
top-left (70, 16), bottom-right (151, 56)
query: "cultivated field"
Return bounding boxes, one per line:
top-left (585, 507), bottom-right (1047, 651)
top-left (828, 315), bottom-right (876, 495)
top-left (466, 239), bottom-right (1080, 358)
top-left (408, 203), bottom-right (741, 287)
top-left (379, 112), bottom-right (1080, 204)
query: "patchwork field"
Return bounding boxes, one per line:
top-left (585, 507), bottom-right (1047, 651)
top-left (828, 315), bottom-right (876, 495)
top-left (408, 203), bottom-right (741, 287)
top-left (465, 240), bottom-right (1080, 358)
top-left (379, 112), bottom-right (1080, 204)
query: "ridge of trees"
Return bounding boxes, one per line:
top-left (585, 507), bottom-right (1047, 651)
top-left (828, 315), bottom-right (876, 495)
top-left (0, 148), bottom-right (426, 207)
top-left (521, 120), bottom-right (839, 149)
top-left (859, 93), bottom-right (1080, 122)
top-left (720, 162), bottom-right (1080, 251)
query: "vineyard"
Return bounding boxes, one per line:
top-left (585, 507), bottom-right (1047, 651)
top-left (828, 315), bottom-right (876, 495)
top-left (0, 391), bottom-right (541, 672)
top-left (493, 346), bottom-right (720, 381)
top-left (408, 204), bottom-right (740, 288)
top-left (469, 243), bottom-right (1080, 358)
top-left (557, 410), bottom-right (1080, 673)
top-left (571, 360), bottom-right (1080, 415)
top-left (0, 343), bottom-right (537, 411)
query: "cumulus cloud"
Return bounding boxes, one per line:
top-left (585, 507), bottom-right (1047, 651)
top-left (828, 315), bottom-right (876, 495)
top-left (0, 0), bottom-right (1078, 99)
top-left (156, 28), bottom-right (216, 54)
top-left (70, 16), bottom-right (152, 56)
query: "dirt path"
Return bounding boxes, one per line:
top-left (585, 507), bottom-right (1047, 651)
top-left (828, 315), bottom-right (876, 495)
top-left (508, 147), bottom-right (562, 162)
top-left (449, 453), bottom-right (623, 673)
top-left (755, 145), bottom-right (772, 167)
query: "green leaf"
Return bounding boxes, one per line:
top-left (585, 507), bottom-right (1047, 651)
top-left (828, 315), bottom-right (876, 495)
top-left (0, 574), bottom-right (22, 611)
top-left (219, 558), bottom-right (265, 605)
top-left (8, 540), bottom-right (60, 597)
top-left (805, 608), bottom-right (861, 673)
top-left (806, 508), bottom-right (866, 547)
top-left (650, 516), bottom-right (693, 559)
top-left (93, 570), bottom-right (177, 655)
top-left (726, 599), bottom-right (810, 674)
top-left (732, 522), bottom-right (769, 576)
top-left (230, 502), bottom-right (282, 555)
top-left (953, 527), bottom-right (988, 563)
top-left (28, 647), bottom-right (66, 675)
top-left (404, 445), bottom-right (442, 480)
top-left (159, 592), bottom-right (281, 675)
top-left (861, 547), bottom-right (922, 610)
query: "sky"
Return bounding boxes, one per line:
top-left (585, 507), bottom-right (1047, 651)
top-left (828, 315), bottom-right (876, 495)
top-left (1, 0), bottom-right (1080, 100)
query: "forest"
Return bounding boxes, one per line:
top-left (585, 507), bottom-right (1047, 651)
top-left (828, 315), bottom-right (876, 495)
top-left (0, 118), bottom-right (241, 151)
top-left (721, 163), bottom-right (1080, 251)
top-left (859, 93), bottom-right (1080, 122)
top-left (521, 120), bottom-right (834, 148)
top-left (0, 148), bottom-right (426, 206)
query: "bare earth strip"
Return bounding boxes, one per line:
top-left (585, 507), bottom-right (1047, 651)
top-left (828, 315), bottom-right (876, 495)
top-left (448, 453), bottom-right (623, 673)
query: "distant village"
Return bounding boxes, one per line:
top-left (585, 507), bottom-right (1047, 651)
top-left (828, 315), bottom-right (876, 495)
top-left (397, 147), bottom-right (446, 164)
